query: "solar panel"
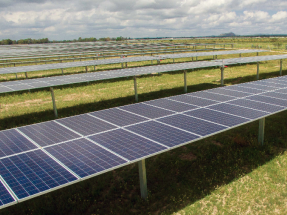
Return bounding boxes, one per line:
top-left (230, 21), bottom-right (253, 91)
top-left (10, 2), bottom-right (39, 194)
top-left (119, 103), bottom-right (174, 119)
top-left (188, 91), bottom-right (235, 102)
top-left (239, 83), bottom-right (279, 91)
top-left (144, 98), bottom-right (198, 112)
top-left (45, 138), bottom-right (127, 178)
top-left (247, 95), bottom-right (287, 107)
top-left (0, 181), bottom-right (15, 207)
top-left (0, 129), bottom-right (37, 158)
top-left (184, 108), bottom-right (249, 127)
top-left (157, 114), bottom-right (227, 136)
top-left (168, 95), bottom-right (218, 107)
top-left (88, 129), bottom-right (167, 161)
top-left (126, 121), bottom-right (200, 147)
top-left (89, 108), bottom-right (148, 126)
top-left (260, 92), bottom-right (287, 101)
top-left (206, 88), bottom-right (251, 97)
top-left (18, 121), bottom-right (81, 147)
top-left (0, 150), bottom-right (77, 200)
top-left (224, 85), bottom-right (265, 94)
top-left (228, 99), bottom-right (285, 113)
top-left (56, 114), bottom-right (116, 136)
top-left (208, 103), bottom-right (267, 119)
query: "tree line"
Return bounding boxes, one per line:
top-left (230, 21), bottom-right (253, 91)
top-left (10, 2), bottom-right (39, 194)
top-left (0, 36), bottom-right (129, 45)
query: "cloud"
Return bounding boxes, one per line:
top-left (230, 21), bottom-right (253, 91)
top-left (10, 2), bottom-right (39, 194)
top-left (0, 0), bottom-right (286, 40)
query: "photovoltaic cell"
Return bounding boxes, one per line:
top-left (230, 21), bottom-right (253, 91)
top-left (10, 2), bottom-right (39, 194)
top-left (208, 103), bottom-right (267, 119)
top-left (274, 88), bottom-right (287, 94)
top-left (0, 86), bottom-right (12, 93)
top-left (206, 88), bottom-right (251, 97)
top-left (157, 114), bottom-right (227, 136)
top-left (88, 129), bottom-right (167, 161)
top-left (240, 83), bottom-right (278, 91)
top-left (0, 150), bottom-right (77, 200)
top-left (45, 138), bottom-right (127, 178)
top-left (253, 81), bottom-right (285, 88)
top-left (168, 95), bottom-right (218, 107)
top-left (188, 91), bottom-right (234, 102)
top-left (144, 98), bottom-right (198, 112)
top-left (119, 103), bottom-right (174, 119)
top-left (247, 95), bottom-right (287, 107)
top-left (224, 85), bottom-right (265, 94)
top-left (228, 99), bottom-right (284, 113)
top-left (0, 129), bottom-right (37, 158)
top-left (18, 121), bottom-right (81, 147)
top-left (126, 121), bottom-right (200, 147)
top-left (0, 181), bottom-right (15, 207)
top-left (89, 108), bottom-right (148, 126)
top-left (57, 114), bottom-right (116, 136)
top-left (261, 92), bottom-right (287, 100)
top-left (184, 108), bottom-right (249, 127)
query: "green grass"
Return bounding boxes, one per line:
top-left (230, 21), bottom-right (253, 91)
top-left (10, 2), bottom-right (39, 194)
top-left (1, 43), bottom-right (287, 214)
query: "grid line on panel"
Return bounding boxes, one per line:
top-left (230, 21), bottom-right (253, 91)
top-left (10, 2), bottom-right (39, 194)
top-left (0, 150), bottom-right (77, 200)
top-left (18, 121), bottom-right (81, 147)
top-left (45, 138), bottom-right (127, 178)
top-left (0, 179), bottom-right (16, 206)
top-left (247, 95), bottom-right (287, 107)
top-left (168, 95), bottom-right (219, 107)
top-left (157, 114), bottom-right (227, 136)
top-left (88, 129), bottom-right (167, 161)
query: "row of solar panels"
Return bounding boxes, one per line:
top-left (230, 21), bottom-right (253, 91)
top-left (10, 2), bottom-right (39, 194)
top-left (0, 75), bottom-right (286, 208)
top-left (0, 54), bottom-right (286, 94)
top-left (0, 49), bottom-right (265, 75)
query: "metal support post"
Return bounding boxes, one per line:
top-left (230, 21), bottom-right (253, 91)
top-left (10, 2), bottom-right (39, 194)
top-left (121, 63), bottom-right (124, 68)
top-left (257, 52), bottom-right (259, 56)
top-left (50, 87), bottom-right (58, 118)
top-left (134, 76), bottom-right (138, 102)
top-left (213, 55), bottom-right (214, 60)
top-left (61, 69), bottom-right (63, 74)
top-left (157, 60), bottom-right (160, 65)
top-left (184, 70), bottom-right (187, 93)
top-left (151, 60), bottom-right (153, 65)
top-left (126, 62), bottom-right (127, 67)
top-left (94, 65), bottom-right (96, 71)
top-left (239, 53), bottom-right (241, 58)
top-left (15, 73), bottom-right (18, 80)
top-left (85, 66), bottom-right (88, 73)
top-left (138, 159), bottom-right (147, 199)
top-left (173, 58), bottom-right (174, 63)
top-left (280, 60), bottom-right (283, 76)
top-left (221, 67), bottom-right (224, 86)
top-left (196, 56), bottom-right (198, 61)
top-left (257, 62), bottom-right (259, 80)
top-left (258, 118), bottom-right (265, 145)
top-left (25, 72), bottom-right (28, 79)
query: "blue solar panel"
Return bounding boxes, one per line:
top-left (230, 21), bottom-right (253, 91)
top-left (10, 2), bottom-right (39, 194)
top-left (18, 121), bottom-right (81, 147)
top-left (274, 89), bottom-right (287, 94)
top-left (254, 81), bottom-right (285, 88)
top-left (126, 121), bottom-right (200, 147)
top-left (88, 129), bottom-right (167, 161)
top-left (0, 150), bottom-right (77, 200)
top-left (45, 138), bottom-right (127, 178)
top-left (0, 181), bottom-right (15, 207)
top-left (206, 88), bottom-right (251, 97)
top-left (240, 83), bottom-right (278, 91)
top-left (119, 103), bottom-right (174, 119)
top-left (188, 91), bottom-right (234, 102)
top-left (184, 108), bottom-right (249, 127)
top-left (169, 95), bottom-right (218, 107)
top-left (0, 129), bottom-right (37, 158)
top-left (224, 85), bottom-right (265, 94)
top-left (0, 86), bottom-right (12, 93)
top-left (157, 114), bottom-right (227, 136)
top-left (261, 92), bottom-right (287, 101)
top-left (57, 114), bottom-right (116, 136)
top-left (144, 98), bottom-right (198, 112)
top-left (208, 103), bottom-right (267, 119)
top-left (228, 99), bottom-right (284, 113)
top-left (89, 108), bottom-right (148, 126)
top-left (247, 95), bottom-right (287, 107)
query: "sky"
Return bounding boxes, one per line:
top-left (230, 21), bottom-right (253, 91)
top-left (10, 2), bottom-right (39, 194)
top-left (0, 0), bottom-right (287, 40)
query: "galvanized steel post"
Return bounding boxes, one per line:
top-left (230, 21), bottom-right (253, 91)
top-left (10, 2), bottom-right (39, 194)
top-left (50, 87), bottom-right (58, 118)
top-left (258, 118), bottom-right (265, 145)
top-left (257, 62), bottom-right (259, 80)
top-left (221, 67), bottom-right (224, 86)
top-left (280, 60), bottom-right (283, 76)
top-left (184, 70), bottom-right (187, 93)
top-left (25, 72), bottom-right (28, 79)
top-left (138, 159), bottom-right (147, 199)
top-left (134, 76), bottom-right (138, 102)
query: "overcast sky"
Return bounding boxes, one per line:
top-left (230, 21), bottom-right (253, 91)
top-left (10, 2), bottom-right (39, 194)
top-left (0, 0), bottom-right (286, 40)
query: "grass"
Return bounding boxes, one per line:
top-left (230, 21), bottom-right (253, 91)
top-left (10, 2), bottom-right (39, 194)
top-left (1, 42), bottom-right (287, 214)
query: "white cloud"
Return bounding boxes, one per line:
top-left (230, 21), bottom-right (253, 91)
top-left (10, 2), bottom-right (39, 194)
top-left (0, 0), bottom-right (286, 40)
